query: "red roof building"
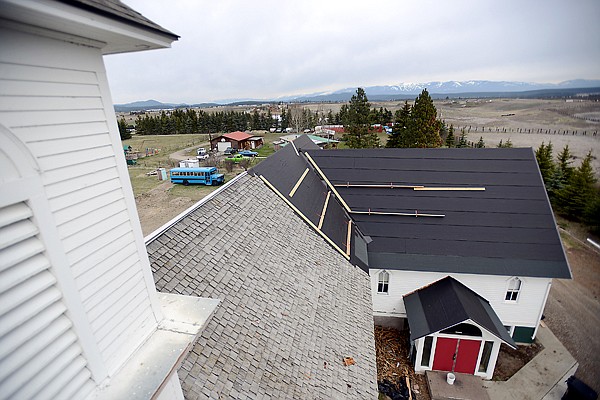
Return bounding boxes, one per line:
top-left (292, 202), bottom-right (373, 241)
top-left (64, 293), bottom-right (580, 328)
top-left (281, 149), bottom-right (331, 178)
top-left (211, 131), bottom-right (264, 151)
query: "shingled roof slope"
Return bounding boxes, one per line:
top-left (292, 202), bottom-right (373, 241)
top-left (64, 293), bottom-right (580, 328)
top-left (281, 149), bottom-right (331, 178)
top-left (309, 147), bottom-right (570, 279)
top-left (147, 174), bottom-right (377, 399)
top-left (60, 0), bottom-right (179, 38)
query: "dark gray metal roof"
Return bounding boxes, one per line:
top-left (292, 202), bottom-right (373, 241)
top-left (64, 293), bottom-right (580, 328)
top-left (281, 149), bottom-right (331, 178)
top-left (59, 0), bottom-right (179, 39)
top-left (403, 276), bottom-right (517, 347)
top-left (147, 174), bottom-right (377, 398)
top-left (309, 148), bottom-right (571, 279)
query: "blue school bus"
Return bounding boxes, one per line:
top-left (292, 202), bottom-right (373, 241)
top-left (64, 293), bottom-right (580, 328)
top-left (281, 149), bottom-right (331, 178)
top-left (169, 167), bottom-right (225, 186)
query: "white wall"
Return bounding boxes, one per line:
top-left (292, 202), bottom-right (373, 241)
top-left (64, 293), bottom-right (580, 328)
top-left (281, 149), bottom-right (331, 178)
top-left (371, 269), bottom-right (551, 329)
top-left (0, 26), bottom-right (161, 381)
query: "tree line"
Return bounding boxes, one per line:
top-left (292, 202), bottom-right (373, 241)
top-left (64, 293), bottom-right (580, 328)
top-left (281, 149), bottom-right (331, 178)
top-left (130, 109), bottom-right (276, 136)
top-left (535, 143), bottom-right (599, 234)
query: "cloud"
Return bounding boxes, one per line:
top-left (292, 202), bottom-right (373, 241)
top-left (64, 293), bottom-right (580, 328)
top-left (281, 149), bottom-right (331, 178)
top-left (104, 0), bottom-right (600, 103)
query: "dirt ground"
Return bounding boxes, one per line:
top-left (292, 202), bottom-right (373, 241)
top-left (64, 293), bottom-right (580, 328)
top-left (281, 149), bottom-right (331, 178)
top-left (492, 342), bottom-right (544, 381)
top-left (134, 180), bottom-right (196, 236)
top-left (543, 230), bottom-right (600, 394)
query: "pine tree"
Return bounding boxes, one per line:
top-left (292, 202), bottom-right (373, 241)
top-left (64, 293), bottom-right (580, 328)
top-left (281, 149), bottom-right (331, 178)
top-left (557, 151), bottom-right (597, 221)
top-left (445, 124), bottom-right (455, 148)
top-left (456, 128), bottom-right (468, 148)
top-left (475, 136), bottom-right (485, 148)
top-left (407, 89), bottom-right (442, 147)
top-left (535, 142), bottom-right (554, 185)
top-left (326, 110), bottom-right (334, 124)
top-left (386, 102), bottom-right (411, 148)
top-left (584, 191), bottom-right (600, 235)
top-left (439, 121), bottom-right (449, 143)
top-left (556, 144), bottom-right (575, 182)
top-left (118, 117), bottom-right (131, 140)
top-left (342, 88), bottom-right (380, 148)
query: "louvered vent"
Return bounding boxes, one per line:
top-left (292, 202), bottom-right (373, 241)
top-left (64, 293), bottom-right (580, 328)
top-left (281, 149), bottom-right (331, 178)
top-left (0, 202), bottom-right (95, 400)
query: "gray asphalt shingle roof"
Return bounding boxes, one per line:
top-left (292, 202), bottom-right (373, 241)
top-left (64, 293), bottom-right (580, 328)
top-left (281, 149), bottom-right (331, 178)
top-left (147, 174), bottom-right (377, 399)
top-left (62, 0), bottom-right (179, 38)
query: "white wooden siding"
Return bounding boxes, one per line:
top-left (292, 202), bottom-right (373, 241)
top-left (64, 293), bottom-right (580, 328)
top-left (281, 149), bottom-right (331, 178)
top-left (371, 269), bottom-right (551, 328)
top-left (0, 27), bottom-right (160, 376)
top-left (0, 200), bottom-right (95, 400)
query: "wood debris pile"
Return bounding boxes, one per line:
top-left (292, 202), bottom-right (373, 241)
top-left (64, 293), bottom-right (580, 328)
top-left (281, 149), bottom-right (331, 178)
top-left (375, 325), bottom-right (430, 400)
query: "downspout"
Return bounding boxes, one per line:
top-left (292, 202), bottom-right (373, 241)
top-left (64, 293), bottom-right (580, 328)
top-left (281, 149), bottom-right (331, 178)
top-left (533, 280), bottom-right (552, 339)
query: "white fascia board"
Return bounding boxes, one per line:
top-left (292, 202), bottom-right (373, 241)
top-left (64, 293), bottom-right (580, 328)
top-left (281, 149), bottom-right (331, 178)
top-left (96, 294), bottom-right (219, 400)
top-left (0, 0), bottom-right (177, 54)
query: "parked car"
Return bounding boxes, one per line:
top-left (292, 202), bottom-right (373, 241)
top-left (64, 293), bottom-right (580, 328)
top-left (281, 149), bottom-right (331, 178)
top-left (238, 150), bottom-right (258, 157)
top-left (225, 153), bottom-right (248, 164)
top-left (224, 147), bottom-right (237, 155)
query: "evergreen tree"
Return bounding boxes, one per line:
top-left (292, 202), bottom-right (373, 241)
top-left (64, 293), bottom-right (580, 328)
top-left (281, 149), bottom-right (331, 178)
top-left (251, 110), bottom-right (260, 130)
top-left (497, 138), bottom-right (513, 148)
top-left (557, 151), bottom-right (597, 221)
top-left (445, 124), bottom-right (455, 148)
top-left (326, 110), bottom-right (334, 124)
top-left (535, 142), bottom-right (554, 185)
top-left (407, 89), bottom-right (442, 147)
top-left (475, 136), bottom-right (485, 148)
top-left (456, 128), bottom-right (468, 148)
top-left (118, 117), bottom-right (131, 140)
top-left (338, 104), bottom-right (349, 126)
top-left (342, 88), bottom-right (380, 148)
top-left (584, 191), bottom-right (600, 235)
top-left (386, 89), bottom-right (442, 148)
top-left (556, 144), bottom-right (575, 182)
top-left (439, 121), bottom-right (449, 143)
top-left (281, 109), bottom-right (289, 130)
top-left (386, 102), bottom-right (411, 148)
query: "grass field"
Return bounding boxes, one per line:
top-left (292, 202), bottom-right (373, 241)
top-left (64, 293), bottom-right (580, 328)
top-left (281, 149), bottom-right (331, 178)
top-left (123, 134), bottom-right (210, 168)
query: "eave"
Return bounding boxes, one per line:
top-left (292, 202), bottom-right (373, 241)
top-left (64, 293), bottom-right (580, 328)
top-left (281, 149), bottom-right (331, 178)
top-left (0, 0), bottom-right (179, 54)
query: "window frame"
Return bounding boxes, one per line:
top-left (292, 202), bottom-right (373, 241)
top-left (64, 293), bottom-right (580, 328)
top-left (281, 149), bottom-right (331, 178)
top-left (505, 277), bottom-right (522, 302)
top-left (377, 270), bottom-right (390, 294)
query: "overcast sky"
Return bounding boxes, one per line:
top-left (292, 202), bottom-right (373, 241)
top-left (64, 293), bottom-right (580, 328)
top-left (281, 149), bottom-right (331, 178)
top-left (104, 0), bottom-right (600, 104)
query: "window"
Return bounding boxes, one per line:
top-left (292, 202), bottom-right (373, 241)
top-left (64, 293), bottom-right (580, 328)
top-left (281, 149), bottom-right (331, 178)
top-left (440, 323), bottom-right (482, 337)
top-left (505, 277), bottom-right (521, 301)
top-left (478, 341), bottom-right (494, 373)
top-left (377, 270), bottom-right (389, 294)
top-left (421, 336), bottom-right (433, 367)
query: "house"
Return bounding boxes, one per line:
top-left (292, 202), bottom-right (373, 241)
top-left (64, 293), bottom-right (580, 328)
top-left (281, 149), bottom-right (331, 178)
top-left (145, 139), bottom-right (378, 397)
top-left (0, 1), bottom-right (218, 398)
top-left (210, 131), bottom-right (264, 152)
top-left (247, 140), bottom-right (570, 380)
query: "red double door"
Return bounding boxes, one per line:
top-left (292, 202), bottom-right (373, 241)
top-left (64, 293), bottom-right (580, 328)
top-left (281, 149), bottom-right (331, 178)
top-left (432, 337), bottom-right (481, 374)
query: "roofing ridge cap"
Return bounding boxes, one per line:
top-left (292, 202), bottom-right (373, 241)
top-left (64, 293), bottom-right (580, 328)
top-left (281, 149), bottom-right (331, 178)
top-left (144, 172), bottom-right (248, 244)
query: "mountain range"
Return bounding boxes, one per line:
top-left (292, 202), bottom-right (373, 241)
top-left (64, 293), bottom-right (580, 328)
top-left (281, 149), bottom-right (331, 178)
top-left (114, 79), bottom-right (600, 111)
